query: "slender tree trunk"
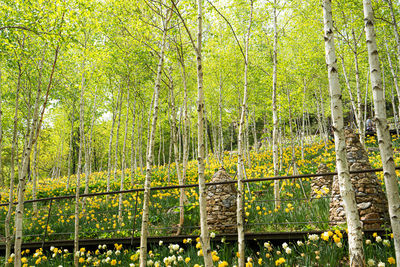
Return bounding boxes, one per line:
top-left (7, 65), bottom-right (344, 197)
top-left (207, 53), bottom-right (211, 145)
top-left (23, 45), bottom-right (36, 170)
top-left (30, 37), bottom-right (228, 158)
top-left (32, 140), bottom-right (38, 214)
top-left (67, 112), bottom-right (74, 190)
top-left (391, 84), bottom-right (400, 136)
top-left (118, 90), bottom-right (130, 223)
top-left (385, 40), bottom-right (400, 120)
top-left (219, 79), bottom-right (224, 165)
top-left (88, 91), bottom-right (98, 176)
top-left (113, 91), bottom-right (123, 181)
top-left (5, 71), bottom-right (20, 266)
top-left (341, 56), bottom-right (358, 127)
top-left (237, 3), bottom-right (253, 266)
top-left (349, 30), bottom-right (365, 146)
top-left (272, 0), bottom-right (280, 209)
top-left (15, 46), bottom-right (58, 267)
top-left (130, 97), bottom-right (137, 186)
top-left (323, 1), bottom-right (365, 266)
top-left (301, 80), bottom-right (306, 160)
top-left (139, 9), bottom-right (170, 266)
top-left (107, 87), bottom-right (120, 193)
top-left (252, 109), bottom-right (258, 154)
top-left (286, 87), bottom-right (298, 174)
top-left (73, 63), bottom-right (85, 267)
top-left (194, 1), bottom-right (213, 265)
top-left (364, 0), bottom-right (400, 262)
top-left (385, 0), bottom-right (400, 70)
top-left (169, 71), bottom-right (185, 235)
top-left (139, 112), bottom-right (144, 175)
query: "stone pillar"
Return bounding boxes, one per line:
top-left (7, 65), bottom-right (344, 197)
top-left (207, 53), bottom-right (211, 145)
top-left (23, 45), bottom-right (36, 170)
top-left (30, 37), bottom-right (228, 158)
top-left (311, 163), bottom-right (333, 199)
top-left (329, 129), bottom-right (389, 229)
top-left (206, 167), bottom-right (237, 233)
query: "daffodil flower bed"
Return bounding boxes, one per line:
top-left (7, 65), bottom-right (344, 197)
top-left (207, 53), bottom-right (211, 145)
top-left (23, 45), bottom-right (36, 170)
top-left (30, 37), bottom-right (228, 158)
top-left (1, 231), bottom-right (396, 266)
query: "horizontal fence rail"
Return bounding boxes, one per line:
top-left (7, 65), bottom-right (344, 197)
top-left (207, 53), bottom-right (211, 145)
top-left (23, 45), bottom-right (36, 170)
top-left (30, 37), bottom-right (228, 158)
top-left (1, 166), bottom-right (398, 207)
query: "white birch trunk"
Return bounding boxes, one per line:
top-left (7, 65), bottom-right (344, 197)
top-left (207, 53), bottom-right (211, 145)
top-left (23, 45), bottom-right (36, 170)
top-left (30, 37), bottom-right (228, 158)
top-left (113, 94), bottom-right (123, 181)
top-left (385, 40), bottom-right (400, 120)
top-left (130, 97), bottom-right (137, 186)
top-left (364, 0), bottom-right (400, 262)
top-left (118, 90), bottom-right (130, 223)
top-left (15, 46), bottom-right (58, 266)
top-left (139, 10), bottom-right (169, 266)
top-left (169, 72), bottom-right (185, 235)
top-left (272, 0), bottom-right (280, 208)
top-left (73, 66), bottom-right (85, 267)
top-left (323, 1), bottom-right (365, 266)
top-left (237, 2), bottom-right (253, 265)
top-left (106, 87), bottom-right (120, 193)
top-left (5, 74), bottom-right (20, 265)
top-left (67, 112), bottom-right (74, 191)
top-left (195, 1), bottom-right (213, 265)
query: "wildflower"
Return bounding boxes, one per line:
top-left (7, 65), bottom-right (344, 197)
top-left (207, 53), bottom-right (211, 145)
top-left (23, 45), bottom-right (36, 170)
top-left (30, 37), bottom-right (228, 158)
top-left (266, 253), bottom-right (271, 258)
top-left (282, 242), bottom-right (288, 249)
top-left (297, 241), bottom-right (304, 246)
top-left (367, 259), bottom-right (375, 266)
top-left (198, 249), bottom-right (203, 256)
top-left (245, 262), bottom-right (253, 267)
top-left (378, 262), bottom-right (385, 267)
top-left (159, 240), bottom-right (163, 246)
top-left (388, 257), bottom-right (395, 265)
top-left (373, 232), bottom-right (378, 238)
top-left (336, 242), bottom-right (342, 248)
top-left (321, 232), bottom-right (330, 241)
top-left (147, 259), bottom-right (154, 266)
top-left (258, 258), bottom-right (262, 265)
top-left (275, 257), bottom-right (285, 266)
top-left (185, 257), bottom-right (190, 263)
top-left (210, 232), bottom-right (216, 238)
top-left (110, 259), bottom-right (117, 265)
top-left (218, 261), bottom-right (228, 267)
top-left (79, 257), bottom-right (85, 263)
top-left (212, 254), bottom-right (220, 262)
top-left (366, 239), bottom-right (372, 245)
top-left (308, 234), bottom-right (319, 241)
top-left (285, 247), bottom-right (292, 254)
top-left (376, 236), bottom-right (382, 243)
top-left (21, 257), bottom-right (27, 263)
top-left (383, 239), bottom-right (391, 247)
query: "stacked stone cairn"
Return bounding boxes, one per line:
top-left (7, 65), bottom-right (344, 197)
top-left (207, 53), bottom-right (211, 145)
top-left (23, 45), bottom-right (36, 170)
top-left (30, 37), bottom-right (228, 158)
top-left (311, 163), bottom-right (333, 199)
top-left (206, 167), bottom-right (237, 233)
top-left (329, 129), bottom-right (389, 229)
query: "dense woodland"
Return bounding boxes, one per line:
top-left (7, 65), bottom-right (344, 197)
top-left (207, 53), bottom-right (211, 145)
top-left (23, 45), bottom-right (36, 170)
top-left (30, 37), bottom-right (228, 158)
top-left (2, 0), bottom-right (400, 266)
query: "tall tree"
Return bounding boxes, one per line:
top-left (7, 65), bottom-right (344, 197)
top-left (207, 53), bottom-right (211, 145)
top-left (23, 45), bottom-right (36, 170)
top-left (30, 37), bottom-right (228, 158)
top-left (139, 2), bottom-right (171, 265)
top-left (364, 0), bottom-right (400, 261)
top-left (323, 1), bottom-right (365, 266)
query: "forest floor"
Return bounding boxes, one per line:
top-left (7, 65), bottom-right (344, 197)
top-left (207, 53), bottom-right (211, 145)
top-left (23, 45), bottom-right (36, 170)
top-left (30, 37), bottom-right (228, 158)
top-left (0, 135), bottom-right (399, 266)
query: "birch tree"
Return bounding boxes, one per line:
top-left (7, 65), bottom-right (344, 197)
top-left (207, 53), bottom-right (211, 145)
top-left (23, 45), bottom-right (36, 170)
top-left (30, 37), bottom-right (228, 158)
top-left (364, 0), bottom-right (400, 261)
top-left (323, 1), bottom-right (365, 266)
top-left (236, 2), bottom-right (253, 265)
top-left (139, 2), bottom-right (171, 265)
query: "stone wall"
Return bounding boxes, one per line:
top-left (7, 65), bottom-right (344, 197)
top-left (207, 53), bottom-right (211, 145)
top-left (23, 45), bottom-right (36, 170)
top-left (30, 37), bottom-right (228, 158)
top-left (311, 163), bottom-right (333, 199)
top-left (329, 129), bottom-right (389, 229)
top-left (206, 167), bottom-right (237, 233)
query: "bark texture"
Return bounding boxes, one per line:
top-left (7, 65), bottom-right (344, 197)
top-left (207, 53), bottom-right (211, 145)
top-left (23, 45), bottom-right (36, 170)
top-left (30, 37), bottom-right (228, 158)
top-left (323, 1), bottom-right (365, 266)
top-left (364, 0), bottom-right (400, 261)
